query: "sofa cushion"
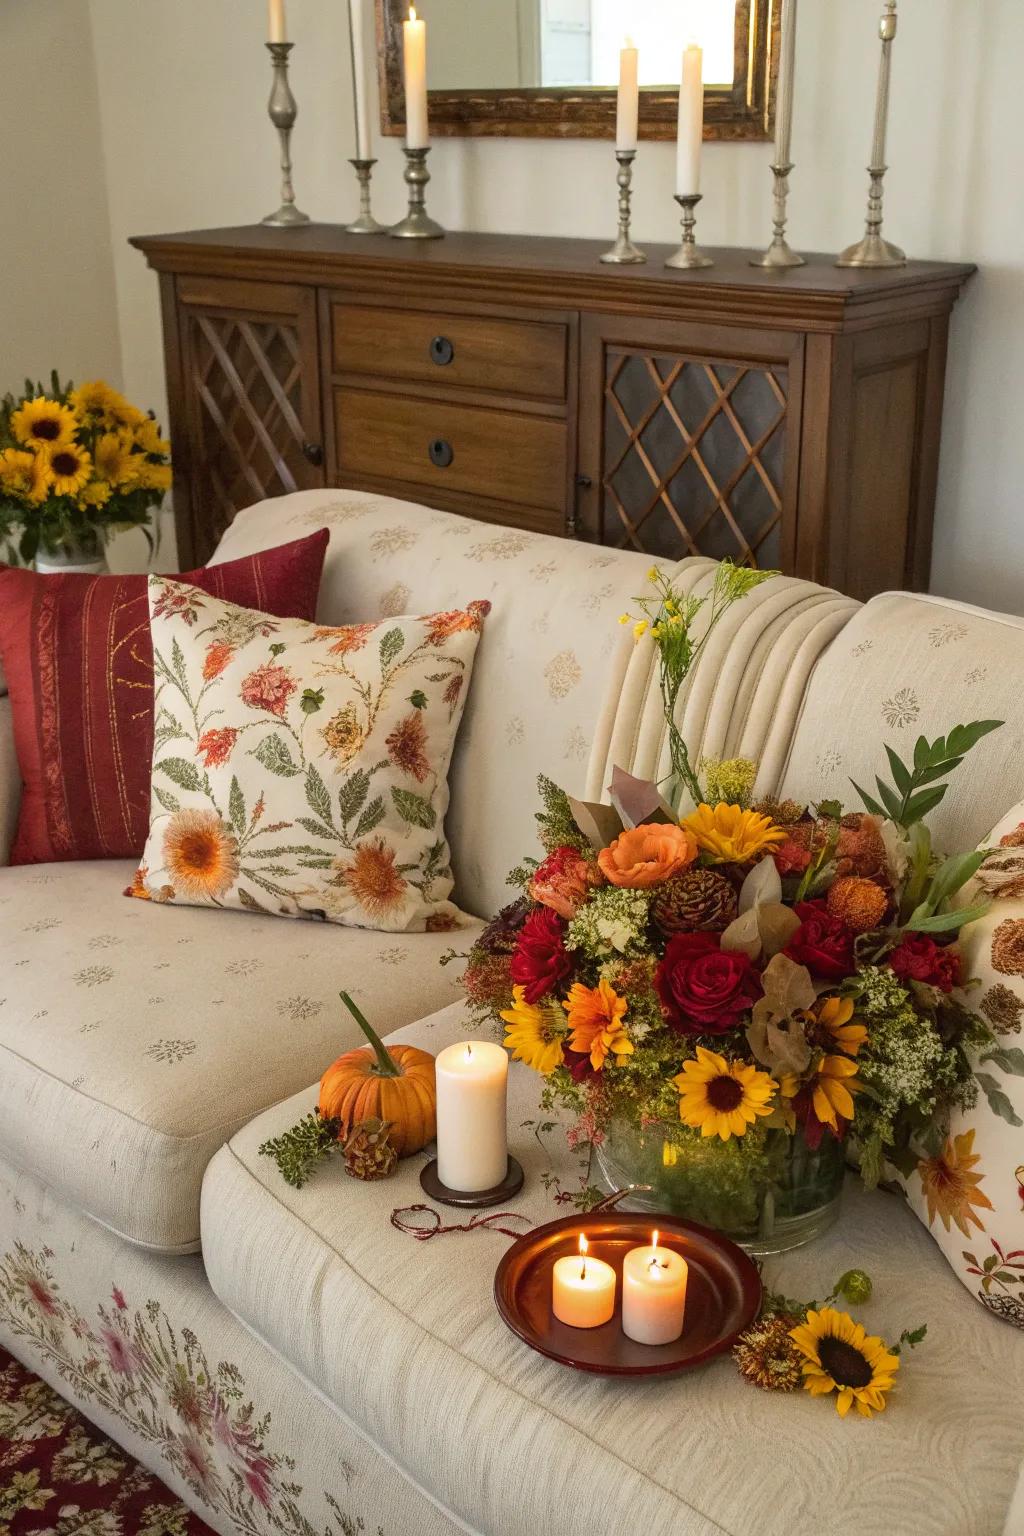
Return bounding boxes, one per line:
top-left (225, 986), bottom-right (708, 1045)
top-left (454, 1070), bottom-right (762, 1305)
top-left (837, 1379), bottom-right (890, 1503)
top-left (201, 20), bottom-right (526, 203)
top-left (0, 861), bottom-right (477, 1254)
top-left (201, 1003), bottom-right (1024, 1536)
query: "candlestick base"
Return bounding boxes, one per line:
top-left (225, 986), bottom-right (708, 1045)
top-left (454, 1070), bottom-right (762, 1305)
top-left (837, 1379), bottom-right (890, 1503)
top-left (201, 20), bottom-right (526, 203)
top-left (345, 158), bottom-right (386, 235)
top-left (599, 151), bottom-right (646, 265)
top-left (835, 230), bottom-right (906, 269)
top-left (391, 146), bottom-right (445, 239)
top-left (262, 203), bottom-right (311, 229)
top-left (664, 193), bottom-right (714, 271)
top-left (262, 42), bottom-right (311, 230)
top-left (750, 162), bottom-right (805, 268)
top-left (419, 1156), bottom-right (524, 1208)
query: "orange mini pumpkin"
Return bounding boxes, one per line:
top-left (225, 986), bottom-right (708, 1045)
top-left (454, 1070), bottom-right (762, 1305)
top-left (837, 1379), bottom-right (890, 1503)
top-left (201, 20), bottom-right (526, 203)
top-left (319, 993), bottom-right (436, 1157)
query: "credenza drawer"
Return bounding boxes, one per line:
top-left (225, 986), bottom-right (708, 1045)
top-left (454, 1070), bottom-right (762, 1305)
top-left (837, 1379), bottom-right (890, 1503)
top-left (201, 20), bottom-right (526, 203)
top-left (331, 303), bottom-right (567, 402)
top-left (334, 388), bottom-right (566, 513)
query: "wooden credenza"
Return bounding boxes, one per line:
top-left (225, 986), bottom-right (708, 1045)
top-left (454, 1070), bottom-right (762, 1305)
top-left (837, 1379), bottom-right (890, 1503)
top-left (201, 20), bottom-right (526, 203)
top-left (133, 226), bottom-right (973, 599)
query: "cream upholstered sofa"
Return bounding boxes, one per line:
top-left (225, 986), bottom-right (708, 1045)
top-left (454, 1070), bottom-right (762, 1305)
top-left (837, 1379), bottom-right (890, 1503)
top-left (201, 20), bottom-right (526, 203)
top-left (1, 489), bottom-right (1023, 1536)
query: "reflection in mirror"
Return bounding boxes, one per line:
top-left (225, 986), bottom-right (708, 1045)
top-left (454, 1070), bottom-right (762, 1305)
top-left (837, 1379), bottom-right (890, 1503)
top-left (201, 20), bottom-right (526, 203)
top-left (419, 0), bottom-right (737, 94)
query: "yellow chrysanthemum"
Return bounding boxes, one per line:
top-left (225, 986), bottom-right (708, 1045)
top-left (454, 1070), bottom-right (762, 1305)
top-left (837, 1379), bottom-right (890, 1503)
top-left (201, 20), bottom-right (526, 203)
top-left (500, 986), bottom-right (566, 1075)
top-left (133, 416), bottom-right (170, 457)
top-left (43, 443), bottom-right (93, 498)
top-left (789, 1307), bottom-right (899, 1418)
top-left (682, 803), bottom-right (787, 864)
top-left (93, 430), bottom-right (138, 489)
top-left (11, 396), bottom-right (78, 451)
top-left (134, 460), bottom-right (172, 494)
top-left (562, 978), bottom-right (633, 1071)
top-left (0, 448), bottom-right (37, 498)
top-left (673, 1045), bottom-right (777, 1141)
top-left (77, 479), bottom-right (112, 511)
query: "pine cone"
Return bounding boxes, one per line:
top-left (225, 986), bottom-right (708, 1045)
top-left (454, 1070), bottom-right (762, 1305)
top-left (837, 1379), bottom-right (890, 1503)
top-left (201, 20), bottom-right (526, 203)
top-left (342, 1118), bottom-right (399, 1181)
top-left (650, 869), bottom-right (737, 935)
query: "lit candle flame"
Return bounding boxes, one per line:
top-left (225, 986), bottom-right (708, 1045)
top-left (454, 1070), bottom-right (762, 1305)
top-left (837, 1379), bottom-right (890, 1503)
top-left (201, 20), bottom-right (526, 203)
top-left (465, 1043), bottom-right (473, 1062)
top-left (408, 4), bottom-right (417, 18)
top-left (652, 1229), bottom-right (659, 1251)
top-left (578, 1232), bottom-right (588, 1279)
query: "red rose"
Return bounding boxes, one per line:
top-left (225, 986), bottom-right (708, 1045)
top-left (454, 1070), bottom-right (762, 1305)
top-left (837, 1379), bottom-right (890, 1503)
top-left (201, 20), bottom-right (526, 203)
top-left (888, 934), bottom-right (961, 993)
top-left (654, 932), bottom-right (761, 1035)
top-left (509, 907), bottom-right (572, 1003)
top-left (784, 900), bottom-right (855, 980)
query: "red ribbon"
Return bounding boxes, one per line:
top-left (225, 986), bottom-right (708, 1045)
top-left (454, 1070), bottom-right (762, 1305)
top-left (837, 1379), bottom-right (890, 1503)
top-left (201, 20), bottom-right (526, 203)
top-left (390, 1203), bottom-right (534, 1242)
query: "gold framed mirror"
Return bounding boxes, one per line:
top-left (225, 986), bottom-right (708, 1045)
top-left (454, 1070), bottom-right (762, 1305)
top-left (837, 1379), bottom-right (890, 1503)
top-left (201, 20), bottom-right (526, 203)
top-left (376, 0), bottom-right (779, 142)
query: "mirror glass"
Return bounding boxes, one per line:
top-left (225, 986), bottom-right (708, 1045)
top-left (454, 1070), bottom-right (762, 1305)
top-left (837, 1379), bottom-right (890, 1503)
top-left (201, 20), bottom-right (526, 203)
top-left (417, 0), bottom-right (738, 94)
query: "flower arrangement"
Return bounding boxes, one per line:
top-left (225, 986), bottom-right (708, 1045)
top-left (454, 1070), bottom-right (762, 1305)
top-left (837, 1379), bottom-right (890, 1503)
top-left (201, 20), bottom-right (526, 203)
top-left (0, 374), bottom-right (170, 565)
top-left (459, 565), bottom-right (1014, 1247)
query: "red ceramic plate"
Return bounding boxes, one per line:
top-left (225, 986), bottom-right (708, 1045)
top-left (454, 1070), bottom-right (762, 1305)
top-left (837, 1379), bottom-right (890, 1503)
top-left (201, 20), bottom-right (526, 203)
top-left (494, 1211), bottom-right (762, 1376)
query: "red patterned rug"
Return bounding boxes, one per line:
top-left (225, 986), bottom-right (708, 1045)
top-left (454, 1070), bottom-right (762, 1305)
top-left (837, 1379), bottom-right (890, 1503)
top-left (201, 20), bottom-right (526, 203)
top-left (0, 1344), bottom-right (216, 1534)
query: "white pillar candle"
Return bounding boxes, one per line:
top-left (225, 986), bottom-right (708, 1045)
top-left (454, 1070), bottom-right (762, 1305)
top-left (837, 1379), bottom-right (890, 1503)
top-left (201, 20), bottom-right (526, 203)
top-left (402, 6), bottom-right (429, 150)
top-left (435, 1041), bottom-right (508, 1192)
top-left (775, 0), bottom-right (798, 167)
top-left (675, 42), bottom-right (704, 196)
top-left (622, 1231), bottom-right (688, 1345)
top-left (348, 0), bottom-right (372, 159)
top-left (552, 1235), bottom-right (616, 1329)
top-left (268, 0), bottom-right (287, 44)
top-left (615, 39), bottom-right (639, 153)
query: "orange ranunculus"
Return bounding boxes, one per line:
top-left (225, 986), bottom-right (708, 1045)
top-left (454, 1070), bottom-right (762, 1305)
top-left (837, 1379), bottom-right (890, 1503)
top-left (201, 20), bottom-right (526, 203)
top-left (597, 822), bottom-right (698, 889)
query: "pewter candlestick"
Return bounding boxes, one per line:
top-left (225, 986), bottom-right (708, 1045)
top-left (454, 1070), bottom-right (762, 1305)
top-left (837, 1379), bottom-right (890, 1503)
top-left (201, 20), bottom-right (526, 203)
top-left (665, 194), bottom-right (713, 271)
top-left (752, 0), bottom-right (804, 268)
top-left (600, 151), bottom-right (646, 265)
top-left (836, 0), bottom-right (906, 268)
top-left (390, 147), bottom-right (444, 239)
top-left (345, 159), bottom-right (386, 234)
top-left (262, 42), bottom-right (310, 228)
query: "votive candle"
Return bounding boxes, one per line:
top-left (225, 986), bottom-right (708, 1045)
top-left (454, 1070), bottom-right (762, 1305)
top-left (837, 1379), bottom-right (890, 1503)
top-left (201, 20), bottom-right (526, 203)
top-left (402, 5), bottom-right (429, 150)
top-left (552, 1235), bottom-right (616, 1329)
top-left (622, 1230), bottom-right (688, 1345)
top-left (434, 1040), bottom-right (508, 1192)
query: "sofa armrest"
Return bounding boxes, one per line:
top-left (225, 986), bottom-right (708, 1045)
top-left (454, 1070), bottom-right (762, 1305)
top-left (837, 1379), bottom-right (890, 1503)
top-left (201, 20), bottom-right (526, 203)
top-left (0, 694), bottom-right (20, 867)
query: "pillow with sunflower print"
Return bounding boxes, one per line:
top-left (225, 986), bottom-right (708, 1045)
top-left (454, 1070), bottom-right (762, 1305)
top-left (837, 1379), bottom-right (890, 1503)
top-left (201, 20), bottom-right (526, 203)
top-left (128, 576), bottom-right (489, 932)
top-left (895, 800), bottom-right (1024, 1329)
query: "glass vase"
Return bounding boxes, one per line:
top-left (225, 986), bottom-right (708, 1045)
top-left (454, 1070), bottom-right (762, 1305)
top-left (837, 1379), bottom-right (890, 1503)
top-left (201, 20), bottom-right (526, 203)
top-left (34, 531), bottom-right (107, 576)
top-left (594, 1116), bottom-right (846, 1256)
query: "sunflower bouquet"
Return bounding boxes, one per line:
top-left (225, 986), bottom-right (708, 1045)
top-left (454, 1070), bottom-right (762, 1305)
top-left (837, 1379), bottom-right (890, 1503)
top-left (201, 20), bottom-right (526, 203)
top-left (0, 374), bottom-right (171, 565)
top-left (459, 567), bottom-right (1012, 1249)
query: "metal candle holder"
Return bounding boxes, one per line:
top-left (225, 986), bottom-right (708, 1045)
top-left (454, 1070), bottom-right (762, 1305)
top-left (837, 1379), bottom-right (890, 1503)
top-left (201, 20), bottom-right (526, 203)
top-left (752, 0), bottom-right (804, 268)
top-left (345, 159), bottom-right (386, 234)
top-left (837, 0), bottom-right (906, 269)
top-left (600, 151), bottom-right (646, 265)
top-left (665, 193), bottom-right (714, 271)
top-left (262, 43), bottom-right (310, 228)
top-left (390, 147), bottom-right (444, 240)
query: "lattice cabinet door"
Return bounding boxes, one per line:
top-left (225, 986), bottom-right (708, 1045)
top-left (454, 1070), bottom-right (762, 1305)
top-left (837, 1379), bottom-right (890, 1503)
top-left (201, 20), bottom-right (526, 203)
top-left (174, 276), bottom-right (325, 565)
top-left (576, 315), bottom-right (805, 571)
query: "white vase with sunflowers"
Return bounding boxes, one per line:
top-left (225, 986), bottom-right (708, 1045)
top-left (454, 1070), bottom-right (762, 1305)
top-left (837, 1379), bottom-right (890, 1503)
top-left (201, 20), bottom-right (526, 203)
top-left (460, 566), bottom-right (1011, 1255)
top-left (0, 374), bottom-right (170, 572)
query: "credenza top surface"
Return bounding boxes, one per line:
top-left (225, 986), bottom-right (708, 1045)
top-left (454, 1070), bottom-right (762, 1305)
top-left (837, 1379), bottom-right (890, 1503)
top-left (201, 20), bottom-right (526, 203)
top-left (132, 224), bottom-right (974, 310)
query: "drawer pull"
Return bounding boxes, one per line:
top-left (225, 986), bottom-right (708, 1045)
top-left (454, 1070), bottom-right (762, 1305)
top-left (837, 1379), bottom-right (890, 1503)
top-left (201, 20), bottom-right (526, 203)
top-left (429, 335), bottom-right (455, 366)
top-left (429, 438), bottom-right (454, 469)
top-left (302, 441), bottom-right (324, 467)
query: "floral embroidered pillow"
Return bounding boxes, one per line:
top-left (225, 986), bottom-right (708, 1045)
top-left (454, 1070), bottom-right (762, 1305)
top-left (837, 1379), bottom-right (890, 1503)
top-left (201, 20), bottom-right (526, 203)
top-left (896, 800), bottom-right (1024, 1327)
top-left (129, 577), bottom-right (489, 932)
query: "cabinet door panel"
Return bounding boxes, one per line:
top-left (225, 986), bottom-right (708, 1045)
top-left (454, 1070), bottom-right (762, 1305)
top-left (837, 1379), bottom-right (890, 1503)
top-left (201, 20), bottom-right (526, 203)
top-left (175, 277), bottom-right (324, 565)
top-left (577, 315), bottom-right (804, 572)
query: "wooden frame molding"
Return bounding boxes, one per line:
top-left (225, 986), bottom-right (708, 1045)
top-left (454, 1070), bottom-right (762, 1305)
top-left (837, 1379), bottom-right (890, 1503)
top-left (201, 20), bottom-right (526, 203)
top-left (377, 0), bottom-right (778, 142)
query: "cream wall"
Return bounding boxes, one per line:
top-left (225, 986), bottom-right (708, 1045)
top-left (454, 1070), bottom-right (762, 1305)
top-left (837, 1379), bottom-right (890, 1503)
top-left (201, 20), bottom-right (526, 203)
top-left (80, 0), bottom-right (1024, 612)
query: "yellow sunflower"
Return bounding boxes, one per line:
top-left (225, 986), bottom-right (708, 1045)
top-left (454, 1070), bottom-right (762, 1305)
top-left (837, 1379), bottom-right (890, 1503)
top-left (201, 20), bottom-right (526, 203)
top-left (42, 443), bottom-right (93, 498)
top-left (0, 448), bottom-right (37, 498)
top-left (809, 1051), bottom-right (860, 1133)
top-left (133, 460), bottom-right (172, 494)
top-left (789, 1307), bottom-right (899, 1418)
top-left (11, 396), bottom-right (78, 451)
top-left (133, 416), bottom-right (171, 457)
top-left (682, 803), bottom-right (787, 864)
top-left (500, 986), bottom-right (566, 1074)
top-left (917, 1128), bottom-right (994, 1237)
top-left (562, 978), bottom-right (633, 1070)
top-left (673, 1046), bottom-right (777, 1141)
top-left (77, 479), bottom-right (112, 511)
top-left (810, 995), bottom-right (867, 1057)
top-left (93, 430), bottom-right (139, 489)
top-left (162, 809), bottom-right (239, 900)
top-left (69, 379), bottom-right (122, 421)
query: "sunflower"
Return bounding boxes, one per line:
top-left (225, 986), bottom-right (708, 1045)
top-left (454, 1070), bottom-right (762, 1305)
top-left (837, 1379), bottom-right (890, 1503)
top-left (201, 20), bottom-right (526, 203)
top-left (562, 978), bottom-right (633, 1070)
top-left (337, 837), bottom-right (407, 920)
top-left (808, 1051), bottom-right (860, 1133)
top-left (94, 430), bottom-right (139, 489)
top-left (41, 443), bottom-right (93, 498)
top-left (133, 416), bottom-right (170, 457)
top-left (673, 1046), bottom-right (777, 1141)
top-left (69, 379), bottom-right (122, 421)
top-left (0, 448), bottom-right (37, 497)
top-left (789, 1307), bottom-right (899, 1418)
top-left (917, 1128), bottom-right (994, 1237)
top-left (162, 809), bottom-right (239, 900)
top-left (809, 995), bottom-right (867, 1057)
top-left (11, 396), bottom-right (78, 451)
top-left (500, 985), bottom-right (567, 1074)
top-left (134, 460), bottom-right (172, 494)
top-left (77, 479), bottom-right (112, 511)
top-left (682, 803), bottom-right (787, 864)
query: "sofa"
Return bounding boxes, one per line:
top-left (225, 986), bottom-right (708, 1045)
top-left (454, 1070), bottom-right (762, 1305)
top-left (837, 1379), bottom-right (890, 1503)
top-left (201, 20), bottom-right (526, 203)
top-left (1, 487), bottom-right (1023, 1536)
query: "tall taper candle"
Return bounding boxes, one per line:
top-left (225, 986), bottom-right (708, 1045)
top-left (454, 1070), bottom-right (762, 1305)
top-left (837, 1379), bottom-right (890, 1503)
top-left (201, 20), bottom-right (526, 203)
top-left (268, 0), bottom-right (287, 43)
top-left (776, 0), bottom-right (798, 167)
top-left (348, 0), bottom-right (372, 160)
top-left (403, 6), bottom-right (429, 150)
top-left (616, 39), bottom-right (639, 153)
top-left (675, 40), bottom-right (704, 197)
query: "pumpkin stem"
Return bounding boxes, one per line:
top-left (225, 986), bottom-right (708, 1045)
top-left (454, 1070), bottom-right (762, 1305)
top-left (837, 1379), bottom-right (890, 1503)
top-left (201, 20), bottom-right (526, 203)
top-left (340, 991), bottom-right (402, 1078)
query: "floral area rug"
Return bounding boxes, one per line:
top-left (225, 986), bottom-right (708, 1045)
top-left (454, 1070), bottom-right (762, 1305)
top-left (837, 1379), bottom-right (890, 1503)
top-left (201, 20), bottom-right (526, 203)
top-left (0, 1344), bottom-right (215, 1536)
